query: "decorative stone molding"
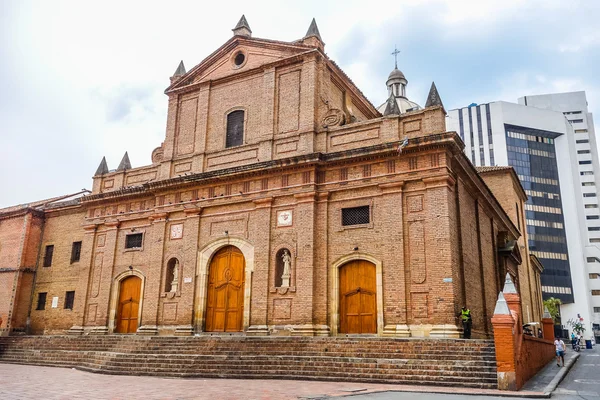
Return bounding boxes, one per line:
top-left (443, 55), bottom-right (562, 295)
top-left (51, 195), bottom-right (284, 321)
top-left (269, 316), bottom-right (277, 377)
top-left (382, 324), bottom-right (410, 337)
top-left (322, 108), bottom-right (345, 128)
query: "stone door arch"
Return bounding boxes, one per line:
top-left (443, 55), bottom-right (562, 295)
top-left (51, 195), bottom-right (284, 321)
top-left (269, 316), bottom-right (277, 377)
top-left (205, 246), bottom-right (245, 332)
top-left (330, 253), bottom-right (384, 335)
top-left (195, 237), bottom-right (254, 333)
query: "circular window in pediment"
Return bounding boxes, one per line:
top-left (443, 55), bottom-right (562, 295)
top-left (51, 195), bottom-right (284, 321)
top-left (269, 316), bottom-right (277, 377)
top-left (231, 50), bottom-right (247, 69)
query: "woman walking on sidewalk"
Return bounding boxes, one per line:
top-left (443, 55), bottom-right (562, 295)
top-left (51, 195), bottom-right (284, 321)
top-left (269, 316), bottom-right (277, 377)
top-left (554, 336), bottom-right (566, 367)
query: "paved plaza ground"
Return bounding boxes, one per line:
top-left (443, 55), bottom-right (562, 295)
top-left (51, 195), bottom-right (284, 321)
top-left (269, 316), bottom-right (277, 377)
top-left (1, 346), bottom-right (597, 400)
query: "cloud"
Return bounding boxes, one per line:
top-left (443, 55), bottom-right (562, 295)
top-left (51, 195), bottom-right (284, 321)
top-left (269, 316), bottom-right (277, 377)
top-left (0, 0), bottom-right (599, 207)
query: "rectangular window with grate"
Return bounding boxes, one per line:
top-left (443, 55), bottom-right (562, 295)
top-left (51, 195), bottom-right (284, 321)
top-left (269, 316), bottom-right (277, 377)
top-left (593, 290), bottom-right (600, 296)
top-left (36, 292), bottom-right (47, 310)
top-left (342, 205), bottom-right (370, 226)
top-left (226, 110), bottom-right (244, 148)
top-left (43, 245), bottom-right (54, 267)
top-left (71, 241), bottom-right (82, 263)
top-left (590, 273), bottom-right (600, 279)
top-left (64, 291), bottom-right (75, 310)
top-left (125, 233), bottom-right (143, 249)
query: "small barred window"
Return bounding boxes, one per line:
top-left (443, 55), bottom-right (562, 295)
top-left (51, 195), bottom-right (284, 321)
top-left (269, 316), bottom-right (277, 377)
top-left (125, 233), bottom-right (143, 249)
top-left (342, 206), bottom-right (370, 226)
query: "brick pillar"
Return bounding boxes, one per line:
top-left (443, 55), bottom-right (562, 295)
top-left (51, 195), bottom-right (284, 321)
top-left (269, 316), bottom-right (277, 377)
top-left (246, 197), bottom-right (272, 335)
top-left (138, 212), bottom-right (167, 335)
top-left (91, 220), bottom-right (120, 335)
top-left (67, 223), bottom-right (98, 334)
top-left (542, 307), bottom-right (554, 340)
top-left (491, 292), bottom-right (518, 391)
top-left (291, 192), bottom-right (318, 336)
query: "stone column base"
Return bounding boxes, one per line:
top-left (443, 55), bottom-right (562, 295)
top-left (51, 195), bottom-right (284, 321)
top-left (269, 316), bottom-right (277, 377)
top-left (88, 326), bottom-right (109, 335)
top-left (137, 325), bottom-right (158, 335)
top-left (290, 324), bottom-right (330, 336)
top-left (382, 324), bottom-right (411, 337)
top-left (67, 325), bottom-right (85, 335)
top-left (428, 324), bottom-right (461, 338)
top-left (246, 325), bottom-right (269, 336)
top-left (174, 325), bottom-right (194, 336)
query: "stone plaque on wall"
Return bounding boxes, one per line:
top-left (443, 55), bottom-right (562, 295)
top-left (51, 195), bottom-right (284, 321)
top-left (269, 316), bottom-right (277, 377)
top-left (277, 210), bottom-right (293, 227)
top-left (170, 223), bottom-right (184, 240)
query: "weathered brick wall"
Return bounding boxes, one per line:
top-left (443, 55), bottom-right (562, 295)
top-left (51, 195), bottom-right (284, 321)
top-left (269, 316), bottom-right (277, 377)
top-left (0, 212), bottom-right (44, 334)
top-left (30, 210), bottom-right (86, 334)
top-left (478, 169), bottom-right (541, 324)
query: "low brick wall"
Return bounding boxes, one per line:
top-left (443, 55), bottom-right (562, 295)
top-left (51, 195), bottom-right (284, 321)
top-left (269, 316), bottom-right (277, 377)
top-left (516, 335), bottom-right (555, 389)
top-left (492, 290), bottom-right (556, 390)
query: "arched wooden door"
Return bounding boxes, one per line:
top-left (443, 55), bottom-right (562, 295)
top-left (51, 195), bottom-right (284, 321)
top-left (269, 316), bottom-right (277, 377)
top-left (339, 260), bottom-right (377, 334)
top-left (116, 276), bottom-right (142, 334)
top-left (205, 246), bottom-right (245, 332)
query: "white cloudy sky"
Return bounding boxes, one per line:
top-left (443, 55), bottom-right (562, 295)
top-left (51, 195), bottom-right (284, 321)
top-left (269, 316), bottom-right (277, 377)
top-left (1, 0), bottom-right (599, 207)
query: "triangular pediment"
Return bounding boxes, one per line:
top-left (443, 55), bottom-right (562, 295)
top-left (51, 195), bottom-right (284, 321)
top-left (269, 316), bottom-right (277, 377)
top-left (166, 37), bottom-right (313, 93)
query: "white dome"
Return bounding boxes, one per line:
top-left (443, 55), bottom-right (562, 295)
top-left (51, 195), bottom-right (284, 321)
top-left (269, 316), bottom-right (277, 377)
top-left (377, 97), bottom-right (422, 114)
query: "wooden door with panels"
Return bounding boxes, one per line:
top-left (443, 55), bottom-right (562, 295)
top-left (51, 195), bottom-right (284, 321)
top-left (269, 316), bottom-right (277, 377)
top-left (205, 246), bottom-right (245, 332)
top-left (339, 260), bottom-right (377, 334)
top-left (116, 276), bottom-right (142, 334)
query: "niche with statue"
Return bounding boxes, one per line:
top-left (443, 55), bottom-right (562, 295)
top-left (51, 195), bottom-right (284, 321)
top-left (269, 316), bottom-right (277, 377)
top-left (162, 257), bottom-right (181, 298)
top-left (271, 248), bottom-right (296, 295)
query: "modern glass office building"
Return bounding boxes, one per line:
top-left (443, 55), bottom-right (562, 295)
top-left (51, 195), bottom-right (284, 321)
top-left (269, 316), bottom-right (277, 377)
top-left (448, 102), bottom-right (579, 305)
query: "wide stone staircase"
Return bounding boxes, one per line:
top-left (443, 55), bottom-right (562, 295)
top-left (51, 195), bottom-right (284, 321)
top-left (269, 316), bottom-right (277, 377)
top-left (0, 336), bottom-right (498, 388)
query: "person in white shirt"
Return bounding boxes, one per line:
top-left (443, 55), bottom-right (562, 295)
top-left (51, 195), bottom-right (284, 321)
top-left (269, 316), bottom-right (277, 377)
top-left (554, 336), bottom-right (566, 367)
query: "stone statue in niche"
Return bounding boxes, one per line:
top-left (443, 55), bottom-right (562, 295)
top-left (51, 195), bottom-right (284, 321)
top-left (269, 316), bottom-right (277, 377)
top-left (170, 259), bottom-right (179, 293)
top-left (281, 250), bottom-right (291, 287)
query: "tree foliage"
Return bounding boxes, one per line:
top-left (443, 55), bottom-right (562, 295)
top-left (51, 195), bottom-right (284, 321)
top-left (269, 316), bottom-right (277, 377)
top-left (543, 297), bottom-right (561, 323)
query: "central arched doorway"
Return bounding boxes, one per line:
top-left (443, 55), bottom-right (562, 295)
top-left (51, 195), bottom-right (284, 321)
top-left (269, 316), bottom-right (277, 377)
top-left (205, 245), bottom-right (246, 332)
top-left (339, 260), bottom-right (377, 334)
top-left (116, 276), bottom-right (142, 334)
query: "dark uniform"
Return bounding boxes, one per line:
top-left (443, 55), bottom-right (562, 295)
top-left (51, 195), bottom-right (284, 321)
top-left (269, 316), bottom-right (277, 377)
top-left (461, 307), bottom-right (472, 339)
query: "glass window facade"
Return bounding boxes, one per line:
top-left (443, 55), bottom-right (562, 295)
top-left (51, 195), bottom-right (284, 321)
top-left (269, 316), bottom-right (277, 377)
top-left (505, 124), bottom-right (574, 303)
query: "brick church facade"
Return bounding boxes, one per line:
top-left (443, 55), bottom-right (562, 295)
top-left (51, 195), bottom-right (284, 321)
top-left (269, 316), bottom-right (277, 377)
top-left (0, 17), bottom-right (543, 338)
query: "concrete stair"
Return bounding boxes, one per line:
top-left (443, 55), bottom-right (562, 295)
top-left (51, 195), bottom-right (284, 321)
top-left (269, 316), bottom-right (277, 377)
top-left (0, 336), bottom-right (497, 388)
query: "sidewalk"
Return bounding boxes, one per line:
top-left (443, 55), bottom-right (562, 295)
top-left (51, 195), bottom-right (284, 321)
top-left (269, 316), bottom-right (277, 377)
top-left (520, 349), bottom-right (580, 395)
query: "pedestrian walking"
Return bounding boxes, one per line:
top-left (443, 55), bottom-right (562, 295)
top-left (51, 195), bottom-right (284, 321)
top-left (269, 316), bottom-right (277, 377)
top-left (554, 336), bottom-right (566, 367)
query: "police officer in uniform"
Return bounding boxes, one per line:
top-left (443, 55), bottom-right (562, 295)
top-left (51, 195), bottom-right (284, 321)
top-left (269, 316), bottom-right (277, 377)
top-left (461, 306), bottom-right (472, 339)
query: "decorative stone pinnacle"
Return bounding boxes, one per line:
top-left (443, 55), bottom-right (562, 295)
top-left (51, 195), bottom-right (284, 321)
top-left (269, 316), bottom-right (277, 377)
top-left (383, 93), bottom-right (400, 116)
top-left (503, 273), bottom-right (518, 294)
top-left (543, 306), bottom-right (552, 319)
top-left (95, 156), bottom-right (109, 176)
top-left (304, 18), bottom-right (322, 41)
top-left (493, 292), bottom-right (511, 315)
top-left (232, 15), bottom-right (252, 37)
top-left (172, 60), bottom-right (186, 77)
top-left (117, 151), bottom-right (131, 171)
top-left (425, 81), bottom-right (444, 110)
